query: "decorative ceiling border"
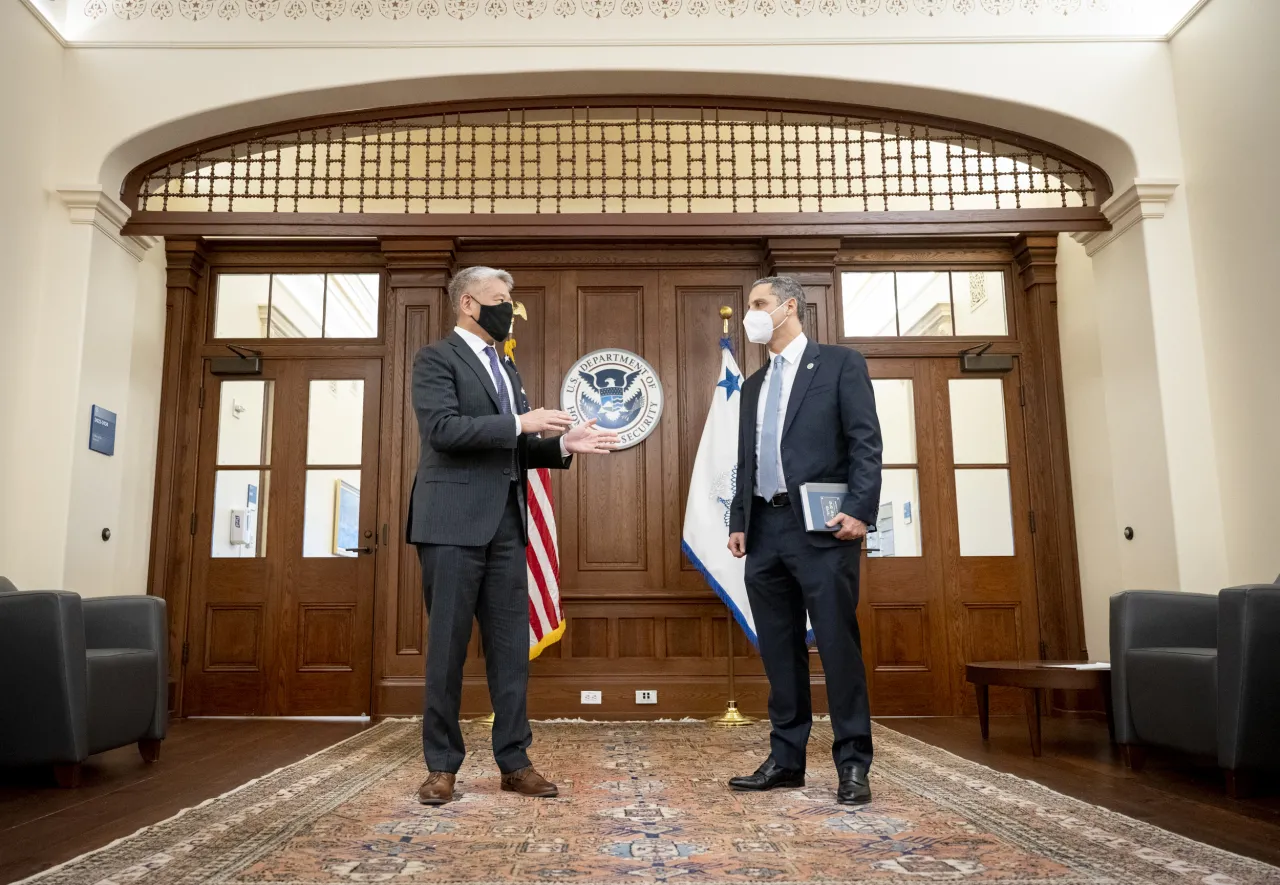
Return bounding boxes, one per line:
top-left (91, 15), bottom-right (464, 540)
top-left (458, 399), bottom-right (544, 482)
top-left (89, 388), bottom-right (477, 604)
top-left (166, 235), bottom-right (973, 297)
top-left (85, 0), bottom-right (1112, 23)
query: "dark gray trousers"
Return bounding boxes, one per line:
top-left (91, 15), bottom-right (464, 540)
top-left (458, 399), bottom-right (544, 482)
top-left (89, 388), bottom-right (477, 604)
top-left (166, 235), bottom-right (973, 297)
top-left (417, 485), bottom-right (532, 774)
top-left (744, 498), bottom-right (873, 773)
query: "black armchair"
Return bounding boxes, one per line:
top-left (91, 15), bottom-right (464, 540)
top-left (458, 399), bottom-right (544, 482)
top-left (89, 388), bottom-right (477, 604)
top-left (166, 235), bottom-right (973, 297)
top-left (0, 580), bottom-right (168, 787)
top-left (1110, 583), bottom-right (1280, 796)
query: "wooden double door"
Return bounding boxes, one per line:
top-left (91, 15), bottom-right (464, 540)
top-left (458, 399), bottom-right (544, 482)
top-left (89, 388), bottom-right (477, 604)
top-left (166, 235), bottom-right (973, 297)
top-left (184, 358), bottom-right (382, 715)
top-left (174, 241), bottom-right (1051, 718)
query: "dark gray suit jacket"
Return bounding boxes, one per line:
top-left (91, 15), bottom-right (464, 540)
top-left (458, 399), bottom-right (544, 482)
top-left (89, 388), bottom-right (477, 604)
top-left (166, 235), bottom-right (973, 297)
top-left (729, 339), bottom-right (882, 549)
top-left (406, 331), bottom-right (569, 547)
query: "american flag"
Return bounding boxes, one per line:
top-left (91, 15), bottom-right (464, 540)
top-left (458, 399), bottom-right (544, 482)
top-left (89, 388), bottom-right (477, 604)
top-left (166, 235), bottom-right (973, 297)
top-left (525, 467), bottom-right (564, 659)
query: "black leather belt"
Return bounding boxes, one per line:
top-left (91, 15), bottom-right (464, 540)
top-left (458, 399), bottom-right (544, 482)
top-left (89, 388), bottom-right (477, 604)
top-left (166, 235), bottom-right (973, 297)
top-left (756, 493), bottom-right (790, 508)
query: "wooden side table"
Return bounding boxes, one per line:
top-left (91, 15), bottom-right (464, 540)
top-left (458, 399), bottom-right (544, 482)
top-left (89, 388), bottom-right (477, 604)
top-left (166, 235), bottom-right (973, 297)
top-left (965, 661), bottom-right (1113, 757)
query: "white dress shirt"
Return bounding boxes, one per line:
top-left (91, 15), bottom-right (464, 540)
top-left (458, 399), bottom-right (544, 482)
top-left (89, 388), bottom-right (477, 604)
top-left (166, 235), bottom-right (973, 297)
top-left (454, 325), bottom-right (568, 457)
top-left (754, 333), bottom-right (809, 498)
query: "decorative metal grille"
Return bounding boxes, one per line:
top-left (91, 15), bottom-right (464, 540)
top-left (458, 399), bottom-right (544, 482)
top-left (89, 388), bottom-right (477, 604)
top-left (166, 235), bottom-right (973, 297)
top-left (135, 105), bottom-right (1099, 215)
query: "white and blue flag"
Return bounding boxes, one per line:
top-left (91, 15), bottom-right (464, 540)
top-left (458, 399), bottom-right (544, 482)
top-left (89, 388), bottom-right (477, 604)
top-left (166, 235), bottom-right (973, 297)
top-left (682, 338), bottom-right (814, 645)
top-left (681, 338), bottom-right (757, 640)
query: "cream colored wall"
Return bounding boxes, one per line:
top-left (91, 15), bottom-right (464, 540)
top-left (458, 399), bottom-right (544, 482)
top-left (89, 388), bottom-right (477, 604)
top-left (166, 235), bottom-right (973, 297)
top-left (0, 2), bottom-right (62, 589)
top-left (1172, 0), bottom-right (1280, 587)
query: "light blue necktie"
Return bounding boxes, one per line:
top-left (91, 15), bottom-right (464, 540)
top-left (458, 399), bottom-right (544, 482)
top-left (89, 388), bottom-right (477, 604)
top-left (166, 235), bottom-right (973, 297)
top-left (484, 345), bottom-right (512, 415)
top-left (759, 355), bottom-right (785, 497)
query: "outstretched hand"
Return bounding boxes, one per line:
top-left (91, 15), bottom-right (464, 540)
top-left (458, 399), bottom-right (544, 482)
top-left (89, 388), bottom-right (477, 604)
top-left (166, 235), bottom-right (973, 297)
top-left (561, 418), bottom-right (620, 455)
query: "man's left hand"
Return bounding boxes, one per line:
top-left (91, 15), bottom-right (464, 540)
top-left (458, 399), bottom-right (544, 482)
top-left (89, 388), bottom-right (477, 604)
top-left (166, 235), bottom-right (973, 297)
top-left (561, 418), bottom-right (620, 455)
top-left (825, 512), bottom-right (868, 541)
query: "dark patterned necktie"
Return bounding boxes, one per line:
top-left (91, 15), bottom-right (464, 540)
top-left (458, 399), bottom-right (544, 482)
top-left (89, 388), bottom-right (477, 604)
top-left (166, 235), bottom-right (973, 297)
top-left (484, 346), bottom-right (512, 415)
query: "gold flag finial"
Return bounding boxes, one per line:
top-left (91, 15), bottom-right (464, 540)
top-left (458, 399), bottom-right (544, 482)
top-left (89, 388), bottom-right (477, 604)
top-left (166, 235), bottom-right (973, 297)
top-left (504, 301), bottom-right (528, 360)
top-left (719, 305), bottom-right (734, 335)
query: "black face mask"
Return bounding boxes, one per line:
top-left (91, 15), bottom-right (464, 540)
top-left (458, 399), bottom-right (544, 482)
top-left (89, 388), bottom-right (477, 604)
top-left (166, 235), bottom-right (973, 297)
top-left (471, 300), bottom-right (513, 343)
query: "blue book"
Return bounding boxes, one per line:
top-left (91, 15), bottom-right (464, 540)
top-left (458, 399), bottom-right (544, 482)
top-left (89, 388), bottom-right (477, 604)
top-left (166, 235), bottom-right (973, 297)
top-left (799, 482), bottom-right (848, 532)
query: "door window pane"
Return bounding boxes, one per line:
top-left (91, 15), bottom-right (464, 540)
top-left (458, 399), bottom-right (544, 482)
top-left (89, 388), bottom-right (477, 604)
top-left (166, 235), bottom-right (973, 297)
top-left (307, 380), bottom-right (364, 465)
top-left (897, 272), bottom-right (953, 336)
top-left (952, 271), bottom-right (1008, 336)
top-left (949, 378), bottom-right (1008, 465)
top-left (955, 468), bottom-right (1015, 557)
top-left (212, 470), bottom-right (270, 558)
top-left (871, 379), bottom-right (916, 465)
top-left (213, 275), bottom-right (270, 338)
top-left (324, 274), bottom-right (380, 338)
top-left (216, 380), bottom-right (274, 466)
top-left (269, 275), bottom-right (325, 338)
top-left (304, 470), bottom-right (361, 558)
top-left (867, 468), bottom-right (922, 558)
top-left (842, 273), bottom-right (897, 336)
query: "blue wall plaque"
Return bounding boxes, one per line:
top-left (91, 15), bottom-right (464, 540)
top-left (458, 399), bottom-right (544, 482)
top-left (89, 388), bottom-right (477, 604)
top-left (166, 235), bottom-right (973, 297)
top-left (89, 405), bottom-right (117, 456)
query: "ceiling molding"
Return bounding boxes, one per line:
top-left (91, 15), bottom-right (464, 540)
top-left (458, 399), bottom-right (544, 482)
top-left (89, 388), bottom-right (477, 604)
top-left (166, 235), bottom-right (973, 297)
top-left (1165, 0), bottom-right (1212, 39)
top-left (19, 0), bottom-right (70, 47)
top-left (1071, 178), bottom-right (1179, 257)
top-left (57, 187), bottom-right (160, 262)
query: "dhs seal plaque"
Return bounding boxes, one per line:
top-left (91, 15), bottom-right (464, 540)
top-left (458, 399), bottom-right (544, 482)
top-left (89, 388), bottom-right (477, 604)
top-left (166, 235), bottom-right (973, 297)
top-left (561, 349), bottom-right (664, 450)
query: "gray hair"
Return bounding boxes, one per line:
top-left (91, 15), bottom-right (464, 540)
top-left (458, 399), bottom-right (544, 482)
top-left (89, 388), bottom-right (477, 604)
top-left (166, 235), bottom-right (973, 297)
top-left (751, 275), bottom-right (807, 318)
top-left (449, 266), bottom-right (515, 311)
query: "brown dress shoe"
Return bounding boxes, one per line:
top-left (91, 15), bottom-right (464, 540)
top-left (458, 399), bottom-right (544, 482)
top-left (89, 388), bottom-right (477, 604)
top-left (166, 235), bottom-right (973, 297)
top-left (417, 771), bottom-right (456, 805)
top-left (501, 766), bottom-right (558, 797)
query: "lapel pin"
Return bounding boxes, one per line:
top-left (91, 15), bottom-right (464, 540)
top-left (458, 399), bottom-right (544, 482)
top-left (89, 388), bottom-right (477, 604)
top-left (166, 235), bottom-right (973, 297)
top-left (806, 362), bottom-right (814, 370)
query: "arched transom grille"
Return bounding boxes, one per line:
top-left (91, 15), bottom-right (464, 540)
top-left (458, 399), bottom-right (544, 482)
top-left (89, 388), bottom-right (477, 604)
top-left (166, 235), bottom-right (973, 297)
top-left (135, 105), bottom-right (1100, 215)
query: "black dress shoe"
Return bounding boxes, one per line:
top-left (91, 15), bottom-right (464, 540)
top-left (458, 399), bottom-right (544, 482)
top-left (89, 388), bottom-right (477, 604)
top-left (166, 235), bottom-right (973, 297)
top-left (837, 764), bottom-right (872, 805)
top-left (729, 758), bottom-right (805, 791)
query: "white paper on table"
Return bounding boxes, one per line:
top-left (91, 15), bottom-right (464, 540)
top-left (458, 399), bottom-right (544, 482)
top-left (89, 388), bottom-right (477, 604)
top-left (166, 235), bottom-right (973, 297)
top-left (1042, 662), bottom-right (1110, 670)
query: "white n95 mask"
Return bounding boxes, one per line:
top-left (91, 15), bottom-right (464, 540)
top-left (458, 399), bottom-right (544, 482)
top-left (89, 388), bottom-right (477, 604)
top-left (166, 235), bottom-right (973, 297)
top-left (743, 302), bottom-right (788, 345)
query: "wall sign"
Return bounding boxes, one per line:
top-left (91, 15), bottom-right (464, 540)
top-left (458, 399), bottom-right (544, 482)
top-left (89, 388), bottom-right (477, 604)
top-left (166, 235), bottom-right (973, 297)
top-left (89, 405), bottom-right (117, 456)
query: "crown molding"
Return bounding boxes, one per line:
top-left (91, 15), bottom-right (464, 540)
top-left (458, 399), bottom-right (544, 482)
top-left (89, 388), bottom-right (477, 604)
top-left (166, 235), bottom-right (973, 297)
top-left (19, 0), bottom-right (70, 48)
top-left (1166, 0), bottom-right (1213, 39)
top-left (1071, 178), bottom-right (1179, 258)
top-left (57, 187), bottom-right (160, 262)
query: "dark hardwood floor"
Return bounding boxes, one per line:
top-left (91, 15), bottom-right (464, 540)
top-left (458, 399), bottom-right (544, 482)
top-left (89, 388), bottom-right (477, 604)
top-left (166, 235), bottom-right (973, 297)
top-left (0, 718), bottom-right (367, 884)
top-left (886, 715), bottom-right (1280, 867)
top-left (2, 715), bottom-right (1277, 883)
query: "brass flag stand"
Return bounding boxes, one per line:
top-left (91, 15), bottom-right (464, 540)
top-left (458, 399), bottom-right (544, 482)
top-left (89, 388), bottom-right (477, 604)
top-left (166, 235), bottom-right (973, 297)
top-left (711, 306), bottom-right (754, 729)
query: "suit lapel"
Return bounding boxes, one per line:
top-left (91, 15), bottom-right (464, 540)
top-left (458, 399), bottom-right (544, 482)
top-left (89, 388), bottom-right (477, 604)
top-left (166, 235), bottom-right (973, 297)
top-left (782, 338), bottom-right (821, 437)
top-left (448, 331), bottom-right (501, 411)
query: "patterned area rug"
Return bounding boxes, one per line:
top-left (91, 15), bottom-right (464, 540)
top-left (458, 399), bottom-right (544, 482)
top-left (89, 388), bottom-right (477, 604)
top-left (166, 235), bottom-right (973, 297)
top-left (19, 719), bottom-right (1279, 885)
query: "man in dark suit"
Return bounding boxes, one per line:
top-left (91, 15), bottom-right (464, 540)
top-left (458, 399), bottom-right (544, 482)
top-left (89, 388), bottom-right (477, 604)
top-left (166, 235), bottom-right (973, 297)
top-left (727, 275), bottom-right (883, 805)
top-left (407, 266), bottom-right (618, 806)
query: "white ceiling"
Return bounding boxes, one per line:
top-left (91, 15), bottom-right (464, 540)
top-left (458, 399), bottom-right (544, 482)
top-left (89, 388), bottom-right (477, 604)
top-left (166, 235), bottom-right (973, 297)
top-left (25, 0), bottom-right (1207, 45)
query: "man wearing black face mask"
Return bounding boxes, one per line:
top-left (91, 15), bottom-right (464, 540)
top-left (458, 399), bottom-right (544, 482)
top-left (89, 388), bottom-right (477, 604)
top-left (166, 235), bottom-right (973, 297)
top-left (407, 266), bottom-right (619, 805)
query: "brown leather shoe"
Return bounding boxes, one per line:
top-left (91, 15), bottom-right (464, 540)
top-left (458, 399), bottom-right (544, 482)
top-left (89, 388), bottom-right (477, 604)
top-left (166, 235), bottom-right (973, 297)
top-left (417, 771), bottom-right (456, 805)
top-left (501, 766), bottom-right (558, 797)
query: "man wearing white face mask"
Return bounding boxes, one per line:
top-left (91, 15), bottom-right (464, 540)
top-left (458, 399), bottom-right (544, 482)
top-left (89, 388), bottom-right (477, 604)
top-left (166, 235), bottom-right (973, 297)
top-left (726, 276), bottom-right (883, 805)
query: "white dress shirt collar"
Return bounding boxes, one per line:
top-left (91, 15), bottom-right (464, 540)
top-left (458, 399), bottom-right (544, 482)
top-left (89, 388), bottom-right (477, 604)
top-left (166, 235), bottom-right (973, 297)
top-left (453, 324), bottom-right (498, 357)
top-left (769, 332), bottom-right (809, 367)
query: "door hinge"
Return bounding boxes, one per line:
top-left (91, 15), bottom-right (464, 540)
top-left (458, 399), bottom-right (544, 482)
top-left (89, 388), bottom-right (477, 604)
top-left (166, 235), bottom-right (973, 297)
top-left (1038, 640), bottom-right (1048, 659)
top-left (181, 641), bottom-right (190, 665)
top-left (1019, 385), bottom-right (1026, 407)
top-left (189, 512), bottom-right (197, 535)
top-left (1029, 510), bottom-right (1037, 533)
top-left (198, 386), bottom-right (205, 409)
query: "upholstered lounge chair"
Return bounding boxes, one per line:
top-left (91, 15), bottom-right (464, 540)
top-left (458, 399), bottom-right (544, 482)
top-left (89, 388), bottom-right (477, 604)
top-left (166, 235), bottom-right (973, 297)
top-left (1110, 581), bottom-right (1280, 797)
top-left (0, 578), bottom-right (167, 787)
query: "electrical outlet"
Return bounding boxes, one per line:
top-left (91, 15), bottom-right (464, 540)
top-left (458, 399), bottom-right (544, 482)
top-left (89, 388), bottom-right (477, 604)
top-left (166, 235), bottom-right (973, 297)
top-left (636, 689), bottom-right (657, 704)
top-left (580, 690), bottom-right (602, 705)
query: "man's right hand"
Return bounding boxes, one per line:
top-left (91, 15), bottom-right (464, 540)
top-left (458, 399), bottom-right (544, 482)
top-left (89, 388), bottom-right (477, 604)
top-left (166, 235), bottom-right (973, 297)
top-left (520, 408), bottom-right (574, 435)
top-left (728, 532), bottom-right (746, 558)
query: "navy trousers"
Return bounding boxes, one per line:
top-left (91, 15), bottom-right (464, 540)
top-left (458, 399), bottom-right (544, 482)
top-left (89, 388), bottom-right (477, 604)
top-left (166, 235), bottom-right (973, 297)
top-left (744, 498), bottom-right (873, 772)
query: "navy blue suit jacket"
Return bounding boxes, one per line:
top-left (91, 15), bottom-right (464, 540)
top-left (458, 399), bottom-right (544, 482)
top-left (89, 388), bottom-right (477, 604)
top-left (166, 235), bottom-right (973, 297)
top-left (729, 339), bottom-right (883, 548)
